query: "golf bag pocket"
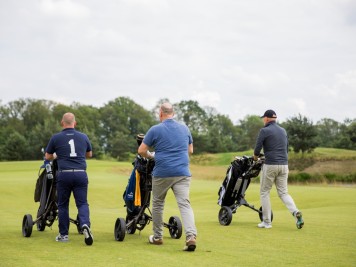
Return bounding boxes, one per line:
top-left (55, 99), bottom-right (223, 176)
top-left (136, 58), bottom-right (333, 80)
top-left (34, 170), bottom-right (46, 202)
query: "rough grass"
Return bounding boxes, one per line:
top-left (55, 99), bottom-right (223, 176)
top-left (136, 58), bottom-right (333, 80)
top-left (191, 148), bottom-right (356, 183)
top-left (0, 159), bottom-right (356, 266)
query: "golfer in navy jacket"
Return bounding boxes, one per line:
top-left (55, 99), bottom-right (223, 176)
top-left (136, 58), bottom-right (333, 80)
top-left (45, 112), bottom-right (94, 245)
top-left (254, 109), bottom-right (304, 229)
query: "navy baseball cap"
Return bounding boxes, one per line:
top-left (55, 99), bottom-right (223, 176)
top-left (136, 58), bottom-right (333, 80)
top-left (260, 110), bottom-right (277, 118)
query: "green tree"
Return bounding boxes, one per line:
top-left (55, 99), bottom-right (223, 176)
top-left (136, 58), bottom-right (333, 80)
top-left (206, 114), bottom-right (238, 153)
top-left (315, 118), bottom-right (341, 148)
top-left (346, 121), bottom-right (356, 147)
top-left (174, 100), bottom-right (208, 133)
top-left (99, 97), bottom-right (155, 158)
top-left (26, 117), bottom-right (61, 159)
top-left (2, 131), bottom-right (29, 160)
top-left (235, 115), bottom-right (264, 151)
top-left (283, 114), bottom-right (318, 153)
top-left (334, 119), bottom-right (356, 150)
top-left (3, 99), bottom-right (27, 136)
top-left (107, 131), bottom-right (135, 161)
top-left (22, 99), bottom-right (55, 130)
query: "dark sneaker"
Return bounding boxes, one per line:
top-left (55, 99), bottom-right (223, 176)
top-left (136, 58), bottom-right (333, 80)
top-left (82, 224), bottom-right (93, 245)
top-left (148, 235), bottom-right (163, 245)
top-left (295, 211), bottom-right (304, 229)
top-left (55, 234), bottom-right (69, 242)
top-left (183, 235), bottom-right (196, 252)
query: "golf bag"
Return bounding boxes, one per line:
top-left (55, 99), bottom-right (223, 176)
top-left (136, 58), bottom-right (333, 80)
top-left (114, 134), bottom-right (183, 242)
top-left (217, 155), bottom-right (269, 226)
top-left (123, 154), bottom-right (155, 217)
top-left (22, 159), bottom-right (81, 237)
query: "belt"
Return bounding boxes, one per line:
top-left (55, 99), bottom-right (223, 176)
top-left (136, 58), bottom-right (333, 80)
top-left (59, 169), bottom-right (86, 172)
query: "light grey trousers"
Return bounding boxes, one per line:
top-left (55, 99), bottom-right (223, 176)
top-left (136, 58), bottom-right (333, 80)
top-left (151, 176), bottom-right (197, 239)
top-left (260, 164), bottom-right (299, 224)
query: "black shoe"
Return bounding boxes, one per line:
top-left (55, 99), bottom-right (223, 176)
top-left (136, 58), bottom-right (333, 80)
top-left (82, 224), bottom-right (93, 245)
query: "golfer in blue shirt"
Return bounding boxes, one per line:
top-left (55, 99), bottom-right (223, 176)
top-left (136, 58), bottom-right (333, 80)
top-left (138, 102), bottom-right (198, 251)
top-left (45, 112), bottom-right (94, 245)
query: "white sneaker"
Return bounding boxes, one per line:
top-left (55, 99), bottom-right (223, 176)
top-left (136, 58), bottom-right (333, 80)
top-left (55, 234), bottom-right (69, 242)
top-left (258, 221), bottom-right (272, 229)
top-left (148, 235), bottom-right (163, 245)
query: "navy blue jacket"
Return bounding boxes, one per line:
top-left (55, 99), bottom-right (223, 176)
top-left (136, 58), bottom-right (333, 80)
top-left (46, 128), bottom-right (92, 170)
top-left (254, 121), bottom-right (288, 165)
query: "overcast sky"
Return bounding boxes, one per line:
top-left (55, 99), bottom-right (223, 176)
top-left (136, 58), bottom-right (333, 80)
top-left (0, 0), bottom-right (355, 123)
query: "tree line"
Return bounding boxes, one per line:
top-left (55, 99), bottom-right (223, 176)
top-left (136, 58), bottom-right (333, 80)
top-left (0, 97), bottom-right (355, 161)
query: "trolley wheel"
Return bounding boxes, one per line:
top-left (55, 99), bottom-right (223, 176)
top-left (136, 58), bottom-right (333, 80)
top-left (168, 216), bottom-right (182, 239)
top-left (76, 214), bottom-right (83, 234)
top-left (36, 219), bottom-right (46, 231)
top-left (114, 217), bottom-right (126, 241)
top-left (258, 206), bottom-right (274, 222)
top-left (218, 206), bottom-right (233, 226)
top-left (126, 215), bottom-right (137, 234)
top-left (36, 208), bottom-right (46, 231)
top-left (22, 214), bottom-right (33, 237)
top-left (127, 220), bottom-right (137, 234)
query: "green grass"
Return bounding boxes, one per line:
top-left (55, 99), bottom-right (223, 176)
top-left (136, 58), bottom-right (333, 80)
top-left (0, 160), bottom-right (356, 266)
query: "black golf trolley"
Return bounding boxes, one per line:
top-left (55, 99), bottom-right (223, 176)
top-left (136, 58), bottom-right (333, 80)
top-left (22, 159), bottom-right (81, 237)
top-left (217, 155), bottom-right (273, 226)
top-left (114, 134), bottom-right (183, 242)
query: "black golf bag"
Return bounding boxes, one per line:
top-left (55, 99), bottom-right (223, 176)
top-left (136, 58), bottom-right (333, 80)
top-left (123, 154), bottom-right (155, 218)
top-left (217, 155), bottom-right (271, 226)
top-left (114, 134), bottom-right (183, 242)
top-left (22, 159), bottom-right (81, 237)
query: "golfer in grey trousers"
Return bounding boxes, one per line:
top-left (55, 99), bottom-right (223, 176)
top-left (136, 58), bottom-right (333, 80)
top-left (138, 102), bottom-right (198, 251)
top-left (254, 109), bottom-right (304, 229)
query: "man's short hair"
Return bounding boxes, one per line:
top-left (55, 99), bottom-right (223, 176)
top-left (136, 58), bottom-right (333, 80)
top-left (160, 103), bottom-right (174, 115)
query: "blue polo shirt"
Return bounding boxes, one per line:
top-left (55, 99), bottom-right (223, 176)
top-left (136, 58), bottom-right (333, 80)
top-left (143, 119), bottom-right (192, 178)
top-left (46, 128), bottom-right (92, 170)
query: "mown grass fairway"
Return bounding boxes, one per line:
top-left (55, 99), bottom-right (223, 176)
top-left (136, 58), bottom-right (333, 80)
top-left (0, 160), bottom-right (356, 267)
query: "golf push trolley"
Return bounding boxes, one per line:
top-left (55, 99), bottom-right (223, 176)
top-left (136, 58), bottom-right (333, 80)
top-left (22, 159), bottom-right (81, 238)
top-left (114, 134), bottom-right (183, 242)
top-left (217, 155), bottom-right (274, 226)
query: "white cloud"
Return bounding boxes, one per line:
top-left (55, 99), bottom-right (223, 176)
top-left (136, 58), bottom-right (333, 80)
top-left (335, 70), bottom-right (356, 90)
top-left (39, 0), bottom-right (91, 18)
top-left (191, 90), bottom-right (221, 109)
top-left (0, 0), bottom-right (355, 124)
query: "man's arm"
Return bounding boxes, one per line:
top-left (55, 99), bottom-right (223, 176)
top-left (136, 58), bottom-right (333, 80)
top-left (86, 151), bottom-right (92, 158)
top-left (188, 143), bottom-right (193, 154)
top-left (253, 130), bottom-right (264, 160)
top-left (138, 142), bottom-right (154, 159)
top-left (45, 152), bottom-right (55, 161)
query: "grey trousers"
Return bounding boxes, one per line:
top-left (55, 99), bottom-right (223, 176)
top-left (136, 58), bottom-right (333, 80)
top-left (260, 164), bottom-right (298, 223)
top-left (151, 176), bottom-right (197, 239)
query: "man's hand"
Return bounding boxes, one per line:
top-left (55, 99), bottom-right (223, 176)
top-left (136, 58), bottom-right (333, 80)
top-left (147, 151), bottom-right (155, 159)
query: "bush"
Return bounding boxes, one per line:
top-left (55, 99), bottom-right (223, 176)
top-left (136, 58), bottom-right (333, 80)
top-left (289, 172), bottom-right (312, 183)
top-left (288, 157), bottom-right (315, 171)
top-left (288, 172), bottom-right (356, 183)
